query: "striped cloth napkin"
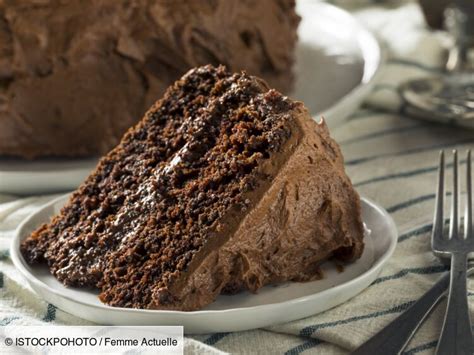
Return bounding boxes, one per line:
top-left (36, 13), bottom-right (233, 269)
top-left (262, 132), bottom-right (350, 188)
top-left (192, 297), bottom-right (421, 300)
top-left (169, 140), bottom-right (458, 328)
top-left (1, 1), bottom-right (472, 354)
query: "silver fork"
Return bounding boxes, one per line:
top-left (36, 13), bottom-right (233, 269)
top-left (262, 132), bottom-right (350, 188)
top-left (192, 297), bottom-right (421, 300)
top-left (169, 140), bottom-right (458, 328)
top-left (433, 150), bottom-right (474, 355)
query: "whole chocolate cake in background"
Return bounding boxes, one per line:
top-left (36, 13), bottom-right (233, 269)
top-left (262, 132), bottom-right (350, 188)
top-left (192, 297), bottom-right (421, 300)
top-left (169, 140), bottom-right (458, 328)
top-left (21, 65), bottom-right (364, 311)
top-left (0, 0), bottom-right (299, 159)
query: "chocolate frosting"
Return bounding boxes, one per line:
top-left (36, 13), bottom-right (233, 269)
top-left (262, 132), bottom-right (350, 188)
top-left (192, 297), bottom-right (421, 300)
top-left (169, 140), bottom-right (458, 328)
top-left (151, 109), bottom-right (364, 311)
top-left (0, 0), bottom-right (299, 158)
top-left (20, 65), bottom-right (364, 311)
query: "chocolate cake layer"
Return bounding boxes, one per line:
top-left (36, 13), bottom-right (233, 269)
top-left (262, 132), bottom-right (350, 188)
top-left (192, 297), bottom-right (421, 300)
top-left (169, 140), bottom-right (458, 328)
top-left (21, 65), bottom-right (364, 311)
top-left (0, 0), bottom-right (299, 159)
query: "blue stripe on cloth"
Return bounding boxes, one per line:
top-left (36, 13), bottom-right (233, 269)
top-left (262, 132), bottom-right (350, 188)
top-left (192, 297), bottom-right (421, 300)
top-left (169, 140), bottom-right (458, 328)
top-left (403, 340), bottom-right (438, 355)
top-left (284, 338), bottom-right (323, 355)
top-left (339, 124), bottom-right (423, 145)
top-left (203, 332), bottom-right (231, 346)
top-left (398, 223), bottom-right (433, 242)
top-left (387, 58), bottom-right (442, 74)
top-left (399, 216), bottom-right (456, 242)
top-left (355, 168), bottom-right (436, 187)
top-left (0, 316), bottom-right (20, 326)
top-left (372, 265), bottom-right (447, 285)
top-left (299, 300), bottom-right (416, 337)
top-left (354, 159), bottom-right (466, 187)
top-left (346, 139), bottom-right (474, 166)
top-left (386, 193), bottom-right (436, 213)
top-left (42, 304), bottom-right (57, 322)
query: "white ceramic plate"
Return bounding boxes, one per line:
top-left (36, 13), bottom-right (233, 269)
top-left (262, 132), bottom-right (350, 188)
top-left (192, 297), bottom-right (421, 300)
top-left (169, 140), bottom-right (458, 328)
top-left (11, 195), bottom-right (397, 334)
top-left (0, 1), bottom-right (383, 196)
top-left (294, 0), bottom-right (383, 124)
top-left (0, 158), bottom-right (97, 196)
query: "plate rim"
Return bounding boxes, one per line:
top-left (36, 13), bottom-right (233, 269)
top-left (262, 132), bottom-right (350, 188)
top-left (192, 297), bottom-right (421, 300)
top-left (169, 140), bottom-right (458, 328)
top-left (10, 194), bottom-right (397, 318)
top-left (304, 1), bottom-right (386, 119)
top-left (0, 157), bottom-right (100, 175)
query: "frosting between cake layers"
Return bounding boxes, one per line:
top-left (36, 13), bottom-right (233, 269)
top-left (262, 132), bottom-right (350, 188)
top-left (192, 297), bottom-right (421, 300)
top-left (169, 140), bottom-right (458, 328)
top-left (152, 109), bottom-right (364, 311)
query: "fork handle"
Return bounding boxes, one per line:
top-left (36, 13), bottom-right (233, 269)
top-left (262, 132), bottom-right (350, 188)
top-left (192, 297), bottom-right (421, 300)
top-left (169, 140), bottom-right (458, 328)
top-left (437, 253), bottom-right (473, 355)
top-left (351, 272), bottom-right (449, 355)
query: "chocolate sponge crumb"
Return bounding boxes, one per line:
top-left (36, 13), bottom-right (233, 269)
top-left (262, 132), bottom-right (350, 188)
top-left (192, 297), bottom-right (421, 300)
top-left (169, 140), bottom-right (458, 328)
top-left (20, 65), bottom-right (295, 309)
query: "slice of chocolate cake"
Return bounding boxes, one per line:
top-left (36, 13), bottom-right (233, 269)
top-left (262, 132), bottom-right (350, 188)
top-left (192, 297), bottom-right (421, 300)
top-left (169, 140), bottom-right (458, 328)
top-left (21, 65), bottom-right (364, 311)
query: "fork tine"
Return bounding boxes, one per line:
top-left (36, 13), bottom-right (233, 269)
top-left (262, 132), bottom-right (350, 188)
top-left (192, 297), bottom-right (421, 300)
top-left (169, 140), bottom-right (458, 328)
top-left (434, 150), bottom-right (474, 354)
top-left (450, 150), bottom-right (459, 240)
top-left (433, 151), bottom-right (445, 241)
top-left (465, 150), bottom-right (472, 239)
